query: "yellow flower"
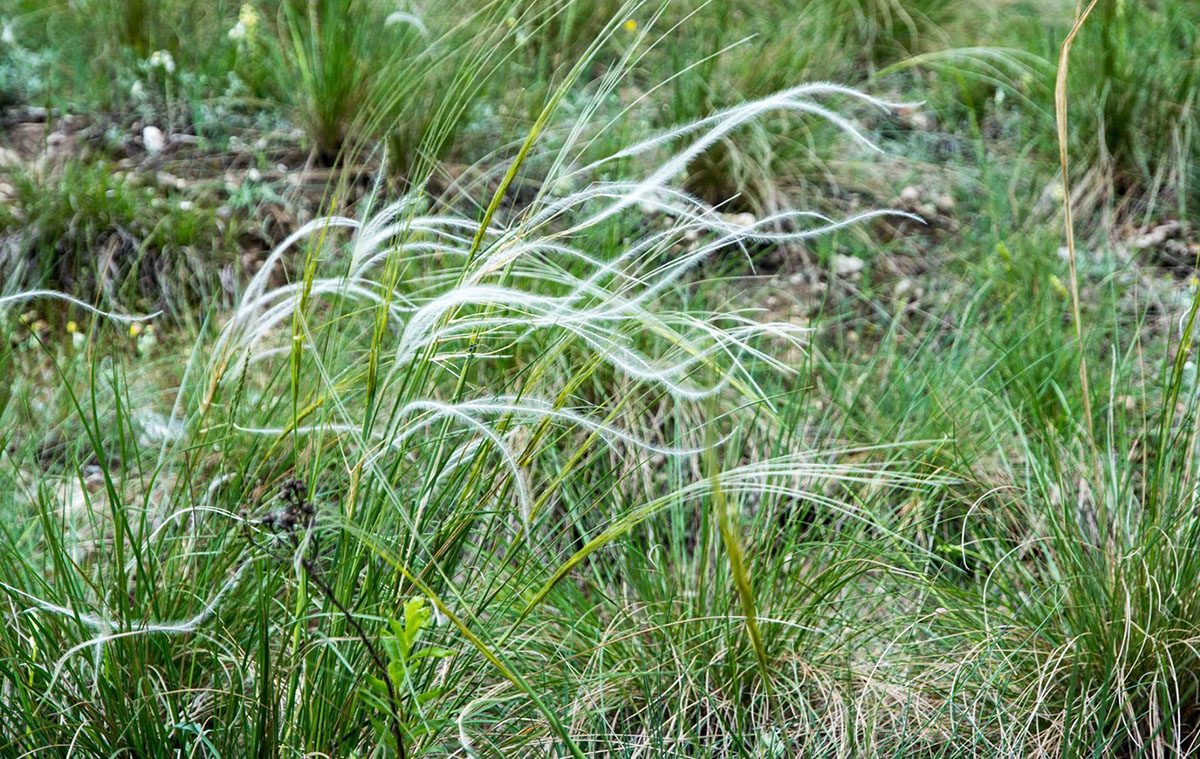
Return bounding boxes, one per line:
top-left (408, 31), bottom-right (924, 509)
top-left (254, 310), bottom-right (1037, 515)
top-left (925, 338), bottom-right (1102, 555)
top-left (623, 18), bottom-right (637, 32)
top-left (66, 320), bottom-right (78, 334)
top-left (230, 4), bottom-right (259, 42)
top-left (505, 16), bottom-right (516, 28)
top-left (238, 3), bottom-right (259, 32)
top-left (129, 323), bottom-right (144, 338)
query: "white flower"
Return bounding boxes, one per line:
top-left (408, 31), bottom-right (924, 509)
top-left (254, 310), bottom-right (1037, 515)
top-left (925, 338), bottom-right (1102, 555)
top-left (148, 50), bottom-right (175, 74)
top-left (0, 21), bottom-right (15, 46)
top-left (130, 80), bottom-right (146, 99)
top-left (228, 20), bottom-right (247, 41)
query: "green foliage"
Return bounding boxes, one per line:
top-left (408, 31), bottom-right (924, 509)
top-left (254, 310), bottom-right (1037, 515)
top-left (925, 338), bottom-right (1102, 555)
top-left (0, 336), bottom-right (11, 421)
top-left (361, 598), bottom-right (455, 752)
top-left (1007, 0), bottom-right (1200, 222)
top-left (922, 288), bottom-right (1200, 754)
top-left (1073, 0), bottom-right (1200, 217)
top-left (0, 161), bottom-right (236, 314)
top-left (0, 32), bottom-right (50, 107)
top-left (275, 0), bottom-right (381, 160)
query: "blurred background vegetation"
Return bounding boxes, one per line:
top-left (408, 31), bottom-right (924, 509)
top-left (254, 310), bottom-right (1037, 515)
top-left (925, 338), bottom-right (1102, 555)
top-left (2, 0), bottom-right (1196, 312)
top-left (0, 1), bottom-right (1192, 288)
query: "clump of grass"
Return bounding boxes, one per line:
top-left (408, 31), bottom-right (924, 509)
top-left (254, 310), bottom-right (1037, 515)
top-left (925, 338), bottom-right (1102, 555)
top-left (924, 293), bottom-right (1200, 755)
top-left (1061, 0), bottom-right (1200, 224)
top-left (274, 0), bottom-right (384, 161)
top-left (268, 0), bottom-right (504, 167)
top-left (0, 160), bottom-right (238, 316)
top-left (0, 76), bottom-right (926, 756)
top-left (830, 0), bottom-right (964, 65)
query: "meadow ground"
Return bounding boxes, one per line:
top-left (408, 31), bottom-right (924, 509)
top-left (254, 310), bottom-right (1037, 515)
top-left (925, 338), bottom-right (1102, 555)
top-left (2, 1), bottom-right (1200, 756)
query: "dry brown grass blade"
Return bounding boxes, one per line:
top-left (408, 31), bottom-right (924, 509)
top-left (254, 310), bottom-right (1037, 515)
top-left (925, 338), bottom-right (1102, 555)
top-left (1055, 0), bottom-right (1100, 454)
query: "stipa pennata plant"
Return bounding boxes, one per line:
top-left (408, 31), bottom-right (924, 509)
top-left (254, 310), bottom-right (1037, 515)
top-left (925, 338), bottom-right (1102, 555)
top-left (203, 81), bottom-right (918, 522)
top-left (0, 81), bottom-right (934, 756)
top-left (200, 82), bottom-right (922, 745)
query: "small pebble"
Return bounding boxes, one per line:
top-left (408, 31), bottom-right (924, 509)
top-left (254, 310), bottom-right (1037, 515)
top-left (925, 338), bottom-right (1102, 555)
top-left (142, 125), bottom-right (166, 153)
top-left (831, 254), bottom-right (865, 277)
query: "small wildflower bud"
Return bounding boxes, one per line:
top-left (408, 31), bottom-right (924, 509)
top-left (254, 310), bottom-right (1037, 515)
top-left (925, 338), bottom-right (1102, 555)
top-left (228, 4), bottom-right (260, 41)
top-left (1, 21), bottom-right (16, 47)
top-left (623, 19), bottom-right (637, 32)
top-left (239, 3), bottom-right (260, 31)
top-left (1049, 274), bottom-right (1069, 300)
top-left (129, 323), bottom-right (144, 338)
top-left (148, 50), bottom-right (175, 74)
top-left (66, 321), bottom-right (78, 334)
